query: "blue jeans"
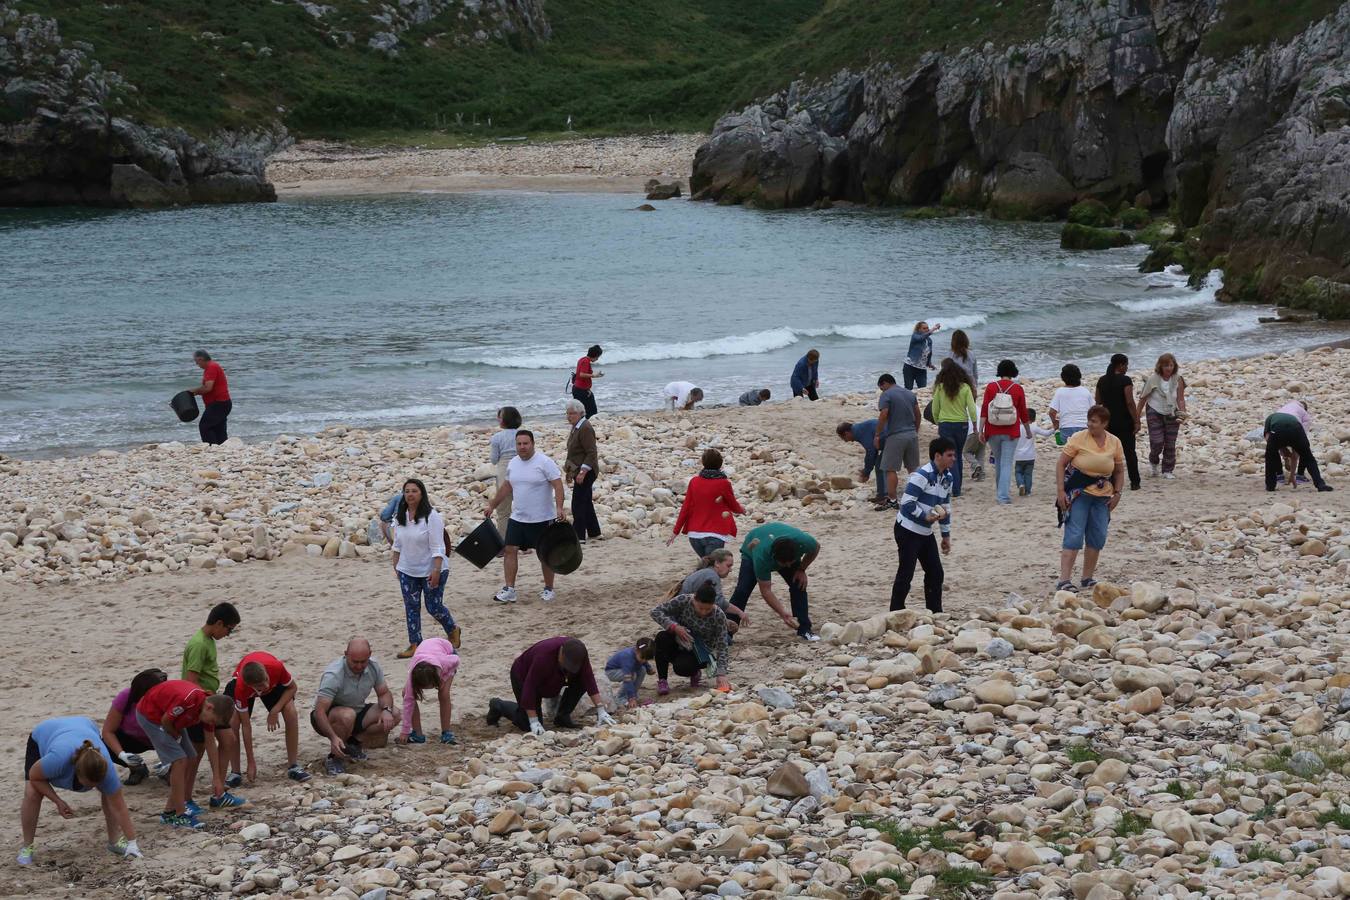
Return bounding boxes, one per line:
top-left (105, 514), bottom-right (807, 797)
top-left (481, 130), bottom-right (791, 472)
top-left (605, 666), bottom-right (646, 703)
top-left (1059, 426), bottom-right (1084, 439)
top-left (902, 364), bottom-right (928, 390)
top-left (729, 558), bottom-right (812, 637)
top-left (1015, 460), bottom-right (1035, 494)
top-left (398, 571), bottom-right (455, 645)
top-left (937, 422), bottom-right (969, 496)
top-left (987, 434), bottom-right (1016, 503)
top-left (1062, 493), bottom-right (1111, 550)
top-left (688, 535), bottom-right (726, 558)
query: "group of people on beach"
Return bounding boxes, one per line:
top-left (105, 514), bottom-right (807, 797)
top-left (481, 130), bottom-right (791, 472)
top-left (35, 333), bottom-right (1330, 866)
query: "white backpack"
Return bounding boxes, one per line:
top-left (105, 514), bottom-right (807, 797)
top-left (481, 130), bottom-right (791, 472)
top-left (988, 381), bottom-right (1018, 427)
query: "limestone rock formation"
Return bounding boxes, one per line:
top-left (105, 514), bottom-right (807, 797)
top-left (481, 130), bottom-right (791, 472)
top-left (691, 1), bottom-right (1350, 305)
top-left (0, 5), bottom-right (282, 207)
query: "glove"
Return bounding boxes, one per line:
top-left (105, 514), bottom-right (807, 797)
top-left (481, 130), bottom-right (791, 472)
top-left (596, 709), bottom-right (616, 727)
top-left (118, 751), bottom-right (144, 767)
top-left (123, 840), bottom-right (143, 860)
top-left (440, 730), bottom-right (457, 745)
top-left (529, 717), bottom-right (546, 736)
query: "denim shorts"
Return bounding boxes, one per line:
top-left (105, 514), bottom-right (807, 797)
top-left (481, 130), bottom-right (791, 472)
top-left (1062, 492), bottom-right (1110, 551)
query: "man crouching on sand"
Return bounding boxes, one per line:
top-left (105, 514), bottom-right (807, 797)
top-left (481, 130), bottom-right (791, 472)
top-left (310, 638), bottom-right (399, 776)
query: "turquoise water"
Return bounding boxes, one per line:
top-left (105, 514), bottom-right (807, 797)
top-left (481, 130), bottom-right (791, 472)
top-left (1, 192), bottom-right (1343, 456)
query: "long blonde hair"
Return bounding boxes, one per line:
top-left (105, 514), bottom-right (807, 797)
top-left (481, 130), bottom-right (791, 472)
top-left (74, 740), bottom-right (108, 786)
top-left (1154, 353), bottom-right (1179, 377)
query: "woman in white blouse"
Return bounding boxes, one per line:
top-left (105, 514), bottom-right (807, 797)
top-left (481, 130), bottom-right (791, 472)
top-left (391, 478), bottom-right (459, 659)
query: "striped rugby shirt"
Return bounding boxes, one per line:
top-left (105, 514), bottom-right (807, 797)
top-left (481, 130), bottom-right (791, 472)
top-left (897, 462), bottom-right (953, 537)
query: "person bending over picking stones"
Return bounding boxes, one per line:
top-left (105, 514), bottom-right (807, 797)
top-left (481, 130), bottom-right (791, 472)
top-left (651, 582), bottom-right (732, 695)
top-left (728, 521), bottom-right (820, 642)
top-left (19, 716), bottom-right (141, 865)
top-left (487, 637), bottom-right (616, 734)
top-left (396, 637), bottom-right (460, 745)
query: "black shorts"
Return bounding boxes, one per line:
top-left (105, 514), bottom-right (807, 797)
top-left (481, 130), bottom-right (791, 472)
top-left (186, 722), bottom-right (205, 745)
top-left (505, 519), bottom-right (549, 551)
top-left (24, 735), bottom-right (38, 780)
top-left (310, 703), bottom-right (376, 737)
top-left (224, 679), bottom-right (289, 715)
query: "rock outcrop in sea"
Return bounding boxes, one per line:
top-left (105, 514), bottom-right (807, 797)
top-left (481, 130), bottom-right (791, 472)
top-left (0, 4), bottom-right (282, 207)
top-left (690, 1), bottom-right (1350, 311)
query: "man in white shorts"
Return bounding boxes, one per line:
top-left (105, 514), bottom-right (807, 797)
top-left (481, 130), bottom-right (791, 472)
top-left (485, 430), bottom-right (566, 603)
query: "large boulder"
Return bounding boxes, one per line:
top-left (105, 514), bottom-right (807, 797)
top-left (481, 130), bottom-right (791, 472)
top-left (989, 152), bottom-right (1077, 220)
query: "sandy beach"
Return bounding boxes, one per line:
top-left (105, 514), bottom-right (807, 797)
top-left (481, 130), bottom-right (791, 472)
top-left (2, 348), bottom-right (1349, 898)
top-left (266, 135), bottom-right (704, 198)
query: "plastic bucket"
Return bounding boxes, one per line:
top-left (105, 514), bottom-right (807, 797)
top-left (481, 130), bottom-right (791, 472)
top-left (455, 518), bottom-right (505, 569)
top-left (537, 521), bottom-right (583, 575)
top-left (171, 390), bottom-right (199, 423)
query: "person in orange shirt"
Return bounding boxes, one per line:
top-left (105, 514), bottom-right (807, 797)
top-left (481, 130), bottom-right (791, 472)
top-left (191, 349), bottom-right (232, 444)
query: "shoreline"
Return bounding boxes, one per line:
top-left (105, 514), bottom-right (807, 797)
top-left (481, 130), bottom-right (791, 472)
top-left (266, 133), bottom-right (704, 197)
top-left (8, 341), bottom-right (1350, 464)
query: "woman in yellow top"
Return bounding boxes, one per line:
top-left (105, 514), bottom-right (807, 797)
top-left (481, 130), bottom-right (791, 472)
top-left (1055, 405), bottom-right (1124, 591)
top-left (930, 359), bottom-right (979, 497)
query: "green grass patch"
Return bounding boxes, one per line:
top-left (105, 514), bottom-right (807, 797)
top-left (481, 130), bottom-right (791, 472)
top-left (856, 817), bottom-right (956, 853)
top-left (14, 0), bottom-right (1055, 139)
top-left (1114, 812), bottom-right (1149, 838)
top-left (1164, 780), bottom-right (1195, 801)
top-left (1066, 744), bottom-right (1102, 764)
top-left (1252, 803), bottom-right (1279, 821)
top-left (1317, 810), bottom-right (1350, 829)
top-left (936, 867), bottom-right (994, 892)
top-left (861, 866), bottom-right (912, 889)
top-left (1243, 843), bottom-right (1285, 864)
top-left (1256, 743), bottom-right (1350, 777)
top-left (1200, 0), bottom-right (1342, 60)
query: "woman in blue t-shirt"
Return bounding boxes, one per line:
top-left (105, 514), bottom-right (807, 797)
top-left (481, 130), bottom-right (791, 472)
top-left (20, 716), bottom-right (141, 865)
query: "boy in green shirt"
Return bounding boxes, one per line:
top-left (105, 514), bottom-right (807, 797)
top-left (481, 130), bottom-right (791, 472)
top-left (726, 522), bottom-right (820, 641)
top-left (180, 602), bottom-right (248, 812)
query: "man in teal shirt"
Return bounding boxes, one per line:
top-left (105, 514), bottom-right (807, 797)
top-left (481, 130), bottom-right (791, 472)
top-left (728, 522), bottom-right (820, 641)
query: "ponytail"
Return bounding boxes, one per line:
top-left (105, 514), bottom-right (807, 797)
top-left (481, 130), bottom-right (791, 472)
top-left (74, 740), bottom-right (108, 787)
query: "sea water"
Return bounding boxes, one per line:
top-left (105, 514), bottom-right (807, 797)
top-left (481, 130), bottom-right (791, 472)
top-left (1, 191), bottom-right (1344, 456)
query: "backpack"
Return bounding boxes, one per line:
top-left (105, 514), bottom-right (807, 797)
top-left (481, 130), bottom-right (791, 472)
top-left (987, 381), bottom-right (1018, 427)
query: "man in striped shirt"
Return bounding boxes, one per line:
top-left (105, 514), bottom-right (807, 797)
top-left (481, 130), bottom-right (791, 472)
top-left (891, 436), bottom-right (956, 612)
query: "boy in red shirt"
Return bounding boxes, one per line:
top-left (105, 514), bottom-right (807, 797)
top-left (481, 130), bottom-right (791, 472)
top-left (224, 651), bottom-right (310, 784)
top-left (135, 681), bottom-right (233, 829)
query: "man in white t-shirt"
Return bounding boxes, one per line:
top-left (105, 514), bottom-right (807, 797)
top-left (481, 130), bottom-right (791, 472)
top-left (484, 430), bottom-right (566, 604)
top-left (664, 381), bottom-right (704, 411)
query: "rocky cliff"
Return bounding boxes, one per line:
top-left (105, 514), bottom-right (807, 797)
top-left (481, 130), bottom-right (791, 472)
top-left (691, 0), bottom-right (1350, 312)
top-left (0, 5), bottom-right (281, 207)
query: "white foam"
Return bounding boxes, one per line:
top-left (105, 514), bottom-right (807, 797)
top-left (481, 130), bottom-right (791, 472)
top-left (474, 316), bottom-right (991, 369)
top-left (1112, 270), bottom-right (1223, 312)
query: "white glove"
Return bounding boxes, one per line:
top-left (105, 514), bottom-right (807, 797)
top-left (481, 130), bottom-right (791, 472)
top-left (123, 840), bottom-right (143, 860)
top-left (118, 751), bottom-right (144, 767)
top-left (596, 709), bottom-right (616, 727)
top-left (529, 717), bottom-right (546, 736)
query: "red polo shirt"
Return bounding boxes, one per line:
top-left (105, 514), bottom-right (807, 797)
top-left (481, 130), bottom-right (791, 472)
top-left (201, 361), bottom-right (230, 405)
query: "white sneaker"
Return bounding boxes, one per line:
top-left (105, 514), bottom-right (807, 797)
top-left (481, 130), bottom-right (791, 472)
top-left (494, 586), bottom-right (517, 604)
top-left (1162, 472), bottom-right (1175, 480)
top-left (540, 589), bottom-right (557, 603)
top-left (1150, 463), bottom-right (1160, 477)
top-left (801, 632), bottom-right (821, 642)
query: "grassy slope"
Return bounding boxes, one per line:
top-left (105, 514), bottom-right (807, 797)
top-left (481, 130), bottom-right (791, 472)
top-left (13, 0), bottom-right (1345, 140)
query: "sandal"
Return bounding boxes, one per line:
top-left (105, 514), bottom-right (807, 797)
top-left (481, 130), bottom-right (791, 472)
top-left (1055, 580), bottom-right (1078, 593)
top-left (1080, 578), bottom-right (1098, 590)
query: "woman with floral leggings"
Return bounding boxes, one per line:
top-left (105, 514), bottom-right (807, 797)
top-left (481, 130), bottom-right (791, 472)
top-left (390, 478), bottom-right (459, 659)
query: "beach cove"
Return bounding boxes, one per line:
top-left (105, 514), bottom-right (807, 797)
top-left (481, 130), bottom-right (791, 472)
top-left (2, 349), bottom-right (1349, 897)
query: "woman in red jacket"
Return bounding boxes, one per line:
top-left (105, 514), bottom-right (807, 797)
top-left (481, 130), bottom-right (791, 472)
top-left (668, 449), bottom-right (745, 557)
top-left (978, 359), bottom-right (1031, 505)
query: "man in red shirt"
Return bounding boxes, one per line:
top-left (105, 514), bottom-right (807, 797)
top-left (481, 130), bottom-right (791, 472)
top-left (570, 345), bottom-right (603, 419)
top-left (191, 349), bottom-right (232, 445)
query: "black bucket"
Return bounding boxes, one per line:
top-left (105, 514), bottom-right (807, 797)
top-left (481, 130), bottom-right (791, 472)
top-left (536, 520), bottom-right (583, 575)
top-left (454, 518), bottom-right (504, 569)
top-left (171, 390), bottom-right (199, 423)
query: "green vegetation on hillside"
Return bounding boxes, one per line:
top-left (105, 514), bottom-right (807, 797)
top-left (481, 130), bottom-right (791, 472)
top-left (1200, 0), bottom-right (1342, 59)
top-left (12, 0), bottom-right (1343, 140)
top-left (15, 0), bottom-right (1054, 138)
